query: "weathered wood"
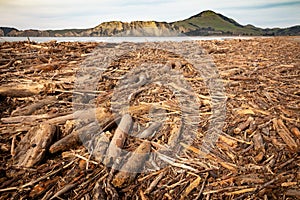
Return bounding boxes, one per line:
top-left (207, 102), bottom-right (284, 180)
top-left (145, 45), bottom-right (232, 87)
top-left (1, 113), bottom-right (61, 124)
top-left (234, 117), bottom-right (254, 134)
top-left (112, 141), bottom-right (151, 188)
top-left (0, 84), bottom-right (44, 97)
top-left (49, 108), bottom-right (113, 154)
top-left (0, 59), bottom-right (14, 69)
top-left (1, 38), bottom-right (300, 199)
top-left (273, 118), bottom-right (298, 152)
top-left (136, 122), bottom-right (161, 139)
top-left (253, 132), bottom-right (265, 162)
top-left (144, 171), bottom-right (165, 194)
top-left (180, 176), bottom-right (201, 200)
top-left (14, 123), bottom-right (57, 167)
top-left (291, 127), bottom-right (300, 139)
top-left (11, 96), bottom-right (56, 116)
top-left (167, 119), bottom-right (182, 148)
top-left (104, 114), bottom-right (132, 165)
top-left (92, 131), bottom-right (111, 163)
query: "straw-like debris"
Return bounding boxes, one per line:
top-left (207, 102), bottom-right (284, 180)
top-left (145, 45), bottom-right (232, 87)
top-left (0, 37), bottom-right (299, 199)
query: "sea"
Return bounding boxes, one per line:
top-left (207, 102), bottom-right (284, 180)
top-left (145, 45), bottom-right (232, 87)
top-left (0, 36), bottom-right (254, 43)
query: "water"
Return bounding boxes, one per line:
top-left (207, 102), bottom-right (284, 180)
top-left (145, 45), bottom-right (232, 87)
top-left (0, 36), bottom-right (254, 43)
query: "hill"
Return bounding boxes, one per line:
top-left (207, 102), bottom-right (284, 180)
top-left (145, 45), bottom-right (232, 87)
top-left (1, 10), bottom-right (299, 37)
top-left (172, 10), bottom-right (264, 35)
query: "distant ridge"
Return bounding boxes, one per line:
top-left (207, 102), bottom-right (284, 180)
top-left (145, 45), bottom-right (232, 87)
top-left (1, 10), bottom-right (299, 37)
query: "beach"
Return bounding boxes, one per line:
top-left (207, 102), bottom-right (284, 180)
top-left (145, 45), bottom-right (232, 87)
top-left (0, 37), bottom-right (299, 199)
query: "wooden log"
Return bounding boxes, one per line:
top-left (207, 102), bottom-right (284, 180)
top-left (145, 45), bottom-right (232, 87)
top-left (49, 128), bottom-right (82, 154)
top-left (273, 118), bottom-right (298, 152)
top-left (49, 108), bottom-right (113, 154)
top-left (112, 141), bottom-right (151, 188)
top-left (14, 123), bottom-right (57, 167)
top-left (11, 96), bottom-right (56, 116)
top-left (47, 109), bottom-right (100, 125)
top-left (27, 63), bottom-right (61, 73)
top-left (104, 114), bottom-right (132, 165)
top-left (286, 189), bottom-right (300, 198)
top-left (144, 171), bottom-right (165, 194)
top-left (218, 135), bottom-right (238, 148)
top-left (0, 84), bottom-right (44, 97)
top-left (1, 113), bottom-right (62, 124)
top-left (24, 43), bottom-right (49, 50)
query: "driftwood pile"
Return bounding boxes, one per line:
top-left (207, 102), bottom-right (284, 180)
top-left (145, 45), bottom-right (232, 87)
top-left (0, 37), bottom-right (299, 199)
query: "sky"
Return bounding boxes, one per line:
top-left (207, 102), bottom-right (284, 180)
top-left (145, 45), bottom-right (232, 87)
top-left (0, 0), bottom-right (299, 30)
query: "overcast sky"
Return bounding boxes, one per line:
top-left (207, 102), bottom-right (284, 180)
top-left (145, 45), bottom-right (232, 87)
top-left (0, 0), bottom-right (299, 30)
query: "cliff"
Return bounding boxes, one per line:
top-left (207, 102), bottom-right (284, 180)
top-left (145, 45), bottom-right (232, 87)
top-left (85, 21), bottom-right (179, 36)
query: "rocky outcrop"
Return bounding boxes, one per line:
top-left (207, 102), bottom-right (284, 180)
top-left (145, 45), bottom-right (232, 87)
top-left (7, 29), bottom-right (50, 37)
top-left (82, 21), bottom-right (181, 36)
top-left (0, 29), bottom-right (4, 37)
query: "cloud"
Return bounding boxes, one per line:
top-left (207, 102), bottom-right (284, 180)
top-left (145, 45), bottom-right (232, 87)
top-left (230, 0), bottom-right (300, 9)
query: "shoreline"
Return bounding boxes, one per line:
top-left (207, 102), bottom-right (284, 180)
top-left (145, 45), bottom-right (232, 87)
top-left (0, 35), bottom-right (273, 43)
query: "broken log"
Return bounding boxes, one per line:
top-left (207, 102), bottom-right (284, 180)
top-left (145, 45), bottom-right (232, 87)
top-left (112, 141), bottom-right (151, 188)
top-left (14, 123), bottom-right (57, 167)
top-left (104, 114), bottom-right (132, 165)
top-left (49, 108), bottom-right (113, 154)
top-left (0, 84), bottom-right (44, 97)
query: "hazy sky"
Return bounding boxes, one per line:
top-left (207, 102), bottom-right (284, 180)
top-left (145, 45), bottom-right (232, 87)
top-left (0, 0), bottom-right (299, 30)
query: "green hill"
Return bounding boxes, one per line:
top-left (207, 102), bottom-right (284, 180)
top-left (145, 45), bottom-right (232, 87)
top-left (172, 10), bottom-right (263, 35)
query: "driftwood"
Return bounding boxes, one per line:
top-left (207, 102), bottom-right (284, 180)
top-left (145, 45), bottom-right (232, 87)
top-left (1, 113), bottom-right (62, 123)
top-left (14, 123), bottom-right (57, 167)
top-left (92, 131), bottom-right (111, 162)
top-left (112, 141), bottom-right (151, 188)
top-left (136, 122), bottom-right (161, 139)
top-left (180, 176), bottom-right (201, 200)
top-left (273, 118), bottom-right (298, 152)
top-left (253, 132), bottom-right (265, 162)
top-left (291, 127), bottom-right (300, 139)
top-left (11, 96), bottom-right (56, 116)
top-left (0, 84), bottom-right (45, 97)
top-left (234, 116), bottom-right (254, 134)
top-left (1, 38), bottom-right (300, 199)
top-left (104, 114), bottom-right (132, 165)
top-left (50, 108), bottom-right (113, 153)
